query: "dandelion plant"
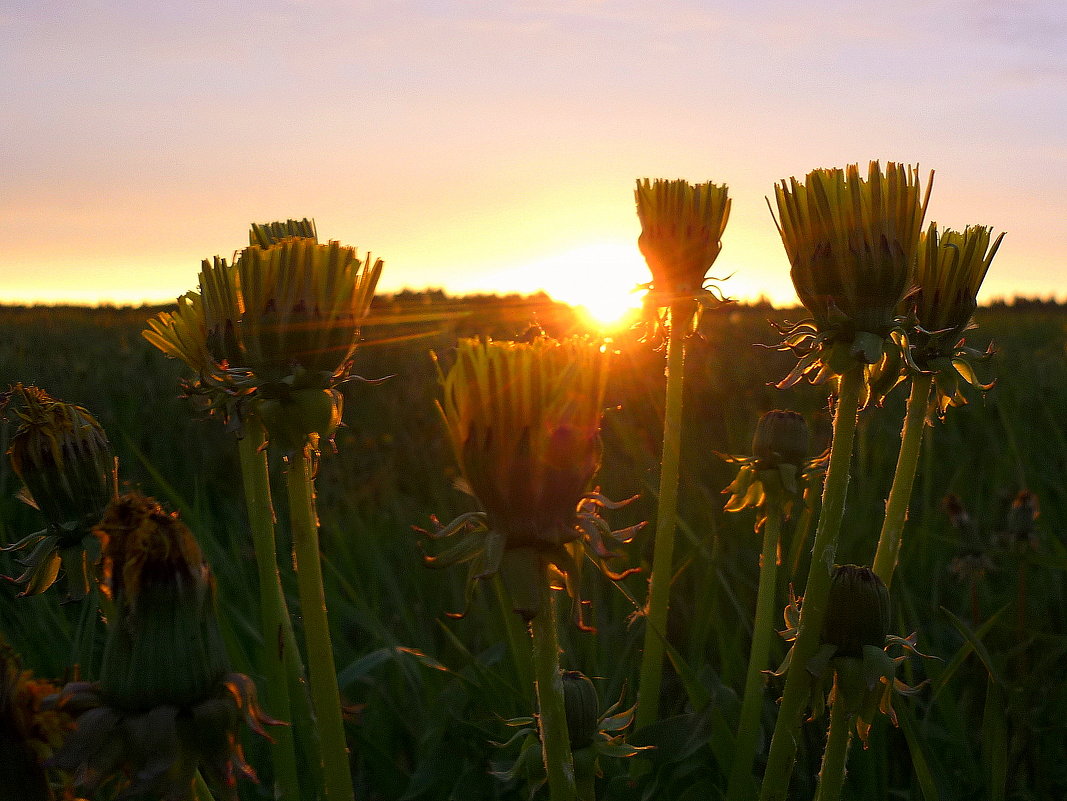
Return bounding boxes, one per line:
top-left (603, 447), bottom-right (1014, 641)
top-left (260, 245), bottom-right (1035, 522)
top-left (633, 177), bottom-right (730, 736)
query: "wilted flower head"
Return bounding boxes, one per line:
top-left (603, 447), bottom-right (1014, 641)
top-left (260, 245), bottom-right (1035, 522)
top-left (1, 384), bottom-right (116, 598)
top-left (0, 639), bottom-right (72, 800)
top-left (635, 178), bottom-right (731, 306)
top-left (770, 162), bottom-right (932, 397)
top-left (425, 336), bottom-right (639, 623)
top-left (48, 494), bottom-right (276, 801)
top-left (909, 223), bottom-right (1003, 418)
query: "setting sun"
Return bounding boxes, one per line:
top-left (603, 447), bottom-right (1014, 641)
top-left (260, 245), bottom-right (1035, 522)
top-left (512, 241), bottom-right (649, 330)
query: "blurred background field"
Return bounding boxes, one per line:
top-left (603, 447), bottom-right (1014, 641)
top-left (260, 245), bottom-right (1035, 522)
top-left (1, 296), bottom-right (1065, 800)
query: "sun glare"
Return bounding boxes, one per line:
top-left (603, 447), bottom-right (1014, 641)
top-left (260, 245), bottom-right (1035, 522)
top-left (520, 242), bottom-right (649, 330)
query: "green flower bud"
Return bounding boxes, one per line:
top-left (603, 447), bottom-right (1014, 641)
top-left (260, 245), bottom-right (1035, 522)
top-left (3, 384), bottom-right (115, 539)
top-left (822, 565), bottom-right (891, 659)
top-left (752, 410), bottom-right (810, 469)
top-left (562, 670), bottom-right (599, 749)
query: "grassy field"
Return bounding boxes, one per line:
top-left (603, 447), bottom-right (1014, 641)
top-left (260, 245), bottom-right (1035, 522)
top-left (1, 296), bottom-right (1065, 800)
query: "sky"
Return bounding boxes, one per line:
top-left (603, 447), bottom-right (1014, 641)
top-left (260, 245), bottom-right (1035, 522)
top-left (1, 0), bottom-right (1064, 312)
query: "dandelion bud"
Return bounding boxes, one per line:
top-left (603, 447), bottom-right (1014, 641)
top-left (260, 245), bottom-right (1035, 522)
top-left (1006, 490), bottom-right (1039, 547)
top-left (1, 385), bottom-right (116, 598)
top-left (562, 670), bottom-right (599, 749)
top-left (3, 385), bottom-right (115, 537)
top-left (751, 410), bottom-right (810, 470)
top-left (822, 565), bottom-right (891, 659)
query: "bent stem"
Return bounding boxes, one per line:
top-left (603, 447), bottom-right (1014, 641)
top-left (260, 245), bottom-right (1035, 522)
top-left (813, 688), bottom-right (852, 801)
top-left (871, 372), bottom-right (933, 587)
top-left (530, 581), bottom-right (578, 801)
top-left (237, 419), bottom-right (301, 799)
top-left (726, 489), bottom-right (783, 801)
top-left (286, 448), bottom-right (355, 801)
top-left (758, 366), bottom-right (864, 801)
top-left (635, 299), bottom-right (692, 735)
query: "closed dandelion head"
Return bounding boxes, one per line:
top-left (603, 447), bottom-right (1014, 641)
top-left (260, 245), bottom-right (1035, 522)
top-left (1, 385), bottom-right (115, 599)
top-left (910, 223), bottom-right (1003, 419)
top-left (635, 178), bottom-right (731, 308)
top-left (718, 410), bottom-right (825, 529)
top-left (425, 335), bottom-right (639, 625)
top-left (492, 671), bottom-right (648, 792)
top-left (48, 493), bottom-right (277, 801)
top-left (771, 162), bottom-right (932, 400)
top-left (769, 565), bottom-right (934, 747)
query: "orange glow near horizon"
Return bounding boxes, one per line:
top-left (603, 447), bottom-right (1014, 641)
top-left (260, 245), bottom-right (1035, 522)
top-left (505, 241), bottom-right (650, 329)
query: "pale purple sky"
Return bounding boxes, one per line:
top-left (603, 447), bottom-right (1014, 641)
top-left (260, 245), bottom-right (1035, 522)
top-left (2, 0), bottom-right (1064, 308)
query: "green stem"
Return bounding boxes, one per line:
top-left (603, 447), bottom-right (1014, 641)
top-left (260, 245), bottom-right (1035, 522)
top-left (237, 419), bottom-right (302, 799)
top-left (814, 690), bottom-right (852, 801)
top-left (286, 448), bottom-right (355, 801)
top-left (726, 491), bottom-right (783, 801)
top-left (530, 582), bottom-right (578, 801)
top-left (635, 300), bottom-right (692, 734)
top-left (495, 575), bottom-right (534, 701)
top-left (872, 372), bottom-right (933, 587)
top-left (758, 366), bottom-right (864, 801)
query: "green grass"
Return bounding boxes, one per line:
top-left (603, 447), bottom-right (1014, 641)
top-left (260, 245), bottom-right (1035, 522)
top-left (1, 297), bottom-right (1064, 800)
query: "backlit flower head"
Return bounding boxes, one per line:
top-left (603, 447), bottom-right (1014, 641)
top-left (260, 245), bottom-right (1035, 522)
top-left (770, 162), bottom-right (932, 401)
top-left (424, 335), bottom-right (639, 624)
top-left (47, 493), bottom-right (277, 800)
top-left (909, 223), bottom-right (1004, 418)
top-left (1, 384), bottom-right (116, 598)
top-left (635, 178), bottom-right (731, 307)
top-left (144, 221), bottom-right (383, 440)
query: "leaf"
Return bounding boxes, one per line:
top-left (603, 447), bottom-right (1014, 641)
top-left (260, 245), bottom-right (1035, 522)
top-left (981, 675), bottom-right (1007, 801)
top-left (937, 605), bottom-right (1006, 688)
top-left (897, 703), bottom-right (942, 801)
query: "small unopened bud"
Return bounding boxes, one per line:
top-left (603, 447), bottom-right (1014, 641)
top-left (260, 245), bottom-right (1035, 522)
top-left (1006, 490), bottom-right (1039, 546)
top-left (822, 565), bottom-right (891, 659)
top-left (751, 410), bottom-right (810, 469)
top-left (562, 670), bottom-right (599, 749)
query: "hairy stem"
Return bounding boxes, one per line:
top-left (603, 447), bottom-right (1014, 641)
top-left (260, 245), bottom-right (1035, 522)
top-left (872, 372), bottom-right (933, 586)
top-left (237, 419), bottom-right (301, 799)
top-left (286, 449), bottom-right (355, 801)
top-left (726, 490), bottom-right (783, 801)
top-left (814, 689), bottom-right (852, 801)
top-left (758, 365), bottom-right (863, 801)
top-left (635, 300), bottom-right (692, 735)
top-left (530, 582), bottom-right (577, 801)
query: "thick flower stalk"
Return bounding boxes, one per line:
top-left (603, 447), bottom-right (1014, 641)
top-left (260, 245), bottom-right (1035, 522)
top-left (429, 335), bottom-right (622, 801)
top-left (760, 162), bottom-right (930, 801)
top-left (48, 494), bottom-right (277, 801)
top-left (872, 223), bottom-right (1004, 586)
top-left (1, 384), bottom-right (116, 599)
top-left (720, 411), bottom-right (824, 801)
top-left (633, 177), bottom-right (731, 739)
